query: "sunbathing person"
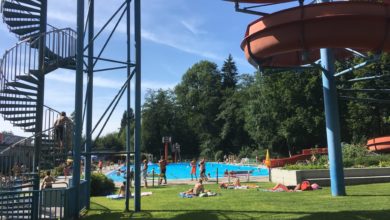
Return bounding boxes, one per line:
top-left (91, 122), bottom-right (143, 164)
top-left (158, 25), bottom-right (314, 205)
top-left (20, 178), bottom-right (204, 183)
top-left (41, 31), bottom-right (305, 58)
top-left (219, 178), bottom-right (259, 189)
top-left (185, 179), bottom-right (205, 195)
top-left (265, 181), bottom-right (319, 192)
top-left (270, 183), bottom-right (292, 192)
top-left (219, 178), bottom-right (241, 189)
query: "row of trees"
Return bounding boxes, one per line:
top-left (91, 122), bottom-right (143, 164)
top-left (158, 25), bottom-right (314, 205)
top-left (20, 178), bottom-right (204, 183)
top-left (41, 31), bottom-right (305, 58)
top-left (96, 54), bottom-right (390, 160)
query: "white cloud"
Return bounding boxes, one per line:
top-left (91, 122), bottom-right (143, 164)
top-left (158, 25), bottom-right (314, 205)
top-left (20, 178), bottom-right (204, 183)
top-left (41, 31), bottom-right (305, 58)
top-left (142, 29), bottom-right (224, 61)
top-left (0, 118), bottom-right (28, 137)
top-left (44, 0), bottom-right (226, 62)
top-left (46, 69), bottom-right (175, 91)
top-left (180, 19), bottom-right (206, 35)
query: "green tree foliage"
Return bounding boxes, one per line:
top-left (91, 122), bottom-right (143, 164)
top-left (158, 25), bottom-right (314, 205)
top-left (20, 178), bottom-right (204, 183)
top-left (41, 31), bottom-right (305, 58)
top-left (337, 54), bottom-right (390, 143)
top-left (218, 59), bottom-right (254, 154)
top-left (221, 54), bottom-right (238, 89)
top-left (119, 109), bottom-right (134, 135)
top-left (137, 54), bottom-right (390, 159)
top-left (118, 109), bottom-right (135, 148)
top-left (244, 70), bottom-right (326, 155)
top-left (141, 89), bottom-right (197, 158)
top-left (175, 60), bottom-right (223, 158)
top-left (94, 132), bottom-right (123, 151)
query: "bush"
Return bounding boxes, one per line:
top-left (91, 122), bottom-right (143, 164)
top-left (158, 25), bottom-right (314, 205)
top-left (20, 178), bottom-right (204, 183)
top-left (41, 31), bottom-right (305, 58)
top-left (343, 158), bottom-right (354, 168)
top-left (379, 160), bottom-right (390, 167)
top-left (284, 163), bottom-right (327, 170)
top-left (282, 143), bottom-right (390, 169)
top-left (353, 156), bottom-right (381, 167)
top-left (342, 143), bottom-right (368, 160)
top-left (238, 146), bottom-right (254, 159)
top-left (91, 173), bottom-right (115, 196)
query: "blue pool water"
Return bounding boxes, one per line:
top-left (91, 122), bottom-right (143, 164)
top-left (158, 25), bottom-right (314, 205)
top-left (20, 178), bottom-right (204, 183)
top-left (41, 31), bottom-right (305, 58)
top-left (106, 162), bottom-right (268, 182)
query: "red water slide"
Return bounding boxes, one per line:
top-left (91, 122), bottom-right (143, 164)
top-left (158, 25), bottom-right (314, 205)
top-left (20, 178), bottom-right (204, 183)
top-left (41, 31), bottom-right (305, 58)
top-left (265, 148), bottom-right (328, 168)
top-left (367, 136), bottom-right (390, 153)
top-left (239, 1), bottom-right (390, 67)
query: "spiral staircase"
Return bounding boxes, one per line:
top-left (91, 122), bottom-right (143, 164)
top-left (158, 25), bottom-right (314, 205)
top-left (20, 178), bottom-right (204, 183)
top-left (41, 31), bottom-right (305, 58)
top-left (0, 0), bottom-right (77, 169)
top-left (0, 0), bottom-right (78, 218)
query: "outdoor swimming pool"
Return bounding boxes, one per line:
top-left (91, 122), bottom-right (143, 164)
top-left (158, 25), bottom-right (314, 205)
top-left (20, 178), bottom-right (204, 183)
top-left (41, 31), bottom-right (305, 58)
top-left (106, 162), bottom-right (268, 182)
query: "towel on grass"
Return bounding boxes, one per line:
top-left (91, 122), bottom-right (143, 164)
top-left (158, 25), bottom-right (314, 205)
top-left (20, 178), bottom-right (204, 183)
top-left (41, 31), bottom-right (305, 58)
top-left (106, 192), bottom-right (153, 199)
top-left (179, 191), bottom-right (217, 198)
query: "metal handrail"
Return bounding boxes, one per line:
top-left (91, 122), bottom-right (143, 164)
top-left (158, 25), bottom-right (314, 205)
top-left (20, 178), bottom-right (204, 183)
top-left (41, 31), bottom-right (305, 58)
top-left (0, 126), bottom-right (55, 155)
top-left (0, 27), bottom-right (77, 126)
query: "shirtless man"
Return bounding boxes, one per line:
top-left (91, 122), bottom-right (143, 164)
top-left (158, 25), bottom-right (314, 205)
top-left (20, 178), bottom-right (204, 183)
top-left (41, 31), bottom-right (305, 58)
top-left (199, 158), bottom-right (208, 181)
top-left (185, 179), bottom-right (205, 196)
top-left (41, 171), bottom-right (55, 189)
top-left (54, 112), bottom-right (72, 149)
top-left (158, 156), bottom-right (167, 185)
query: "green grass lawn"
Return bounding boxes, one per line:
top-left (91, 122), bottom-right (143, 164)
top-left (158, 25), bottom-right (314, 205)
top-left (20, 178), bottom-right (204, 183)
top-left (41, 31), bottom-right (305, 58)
top-left (84, 182), bottom-right (390, 220)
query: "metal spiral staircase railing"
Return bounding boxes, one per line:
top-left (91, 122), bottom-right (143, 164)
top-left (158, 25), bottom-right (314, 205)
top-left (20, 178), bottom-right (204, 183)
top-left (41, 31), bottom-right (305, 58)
top-left (0, 0), bottom-right (77, 218)
top-left (0, 0), bottom-right (76, 177)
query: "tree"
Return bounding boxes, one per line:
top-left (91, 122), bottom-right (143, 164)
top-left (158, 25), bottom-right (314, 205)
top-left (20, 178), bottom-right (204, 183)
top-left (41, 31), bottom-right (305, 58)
top-left (119, 109), bottom-right (134, 134)
top-left (221, 54), bottom-right (238, 89)
top-left (118, 109), bottom-right (135, 148)
top-left (94, 132), bottom-right (123, 151)
top-left (218, 64), bottom-right (254, 154)
top-left (175, 60), bottom-right (223, 158)
top-left (244, 70), bottom-right (326, 155)
top-left (142, 89), bottom-right (179, 156)
top-left (337, 54), bottom-right (390, 142)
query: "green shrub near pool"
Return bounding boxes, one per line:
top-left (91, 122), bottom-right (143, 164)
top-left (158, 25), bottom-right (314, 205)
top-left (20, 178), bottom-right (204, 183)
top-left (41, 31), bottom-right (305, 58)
top-left (91, 173), bottom-right (115, 196)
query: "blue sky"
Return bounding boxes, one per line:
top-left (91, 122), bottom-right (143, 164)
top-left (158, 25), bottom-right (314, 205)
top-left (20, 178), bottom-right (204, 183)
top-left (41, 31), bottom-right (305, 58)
top-left (0, 0), bottom-right (297, 137)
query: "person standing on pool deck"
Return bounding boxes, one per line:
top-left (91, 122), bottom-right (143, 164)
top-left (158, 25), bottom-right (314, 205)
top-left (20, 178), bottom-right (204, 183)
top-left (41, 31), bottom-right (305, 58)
top-left (158, 156), bottom-right (167, 185)
top-left (190, 159), bottom-right (197, 181)
top-left (199, 158), bottom-right (208, 181)
top-left (142, 159), bottom-right (148, 188)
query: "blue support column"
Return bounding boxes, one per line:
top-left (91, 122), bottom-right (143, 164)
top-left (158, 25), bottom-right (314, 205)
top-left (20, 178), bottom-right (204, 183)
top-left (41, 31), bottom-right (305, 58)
top-left (74, 0), bottom-right (85, 217)
top-left (32, 1), bottom-right (47, 219)
top-left (125, 0), bottom-right (132, 212)
top-left (320, 48), bottom-right (346, 196)
top-left (134, 0), bottom-right (142, 212)
top-left (85, 0), bottom-right (94, 209)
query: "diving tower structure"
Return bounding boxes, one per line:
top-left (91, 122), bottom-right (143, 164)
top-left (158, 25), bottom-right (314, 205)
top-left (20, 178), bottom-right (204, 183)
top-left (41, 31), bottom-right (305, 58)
top-left (0, 0), bottom-right (142, 218)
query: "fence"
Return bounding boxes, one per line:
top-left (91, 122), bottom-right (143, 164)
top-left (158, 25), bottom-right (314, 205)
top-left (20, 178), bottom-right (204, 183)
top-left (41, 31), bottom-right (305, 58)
top-left (0, 180), bottom-right (87, 219)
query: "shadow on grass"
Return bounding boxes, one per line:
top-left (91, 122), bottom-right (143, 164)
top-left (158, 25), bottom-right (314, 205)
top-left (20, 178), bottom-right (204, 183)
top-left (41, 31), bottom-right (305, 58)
top-left (89, 201), bottom-right (111, 212)
top-left (347, 194), bottom-right (390, 197)
top-left (83, 209), bottom-right (390, 220)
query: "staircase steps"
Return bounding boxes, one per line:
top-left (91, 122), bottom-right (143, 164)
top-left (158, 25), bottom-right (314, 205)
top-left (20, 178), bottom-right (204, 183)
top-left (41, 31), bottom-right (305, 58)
top-left (5, 116), bottom-right (36, 121)
top-left (2, 1), bottom-right (41, 13)
top-left (10, 26), bottom-right (40, 37)
top-left (0, 0), bottom-right (77, 176)
top-left (1, 89), bottom-right (37, 96)
top-left (14, 0), bottom-right (41, 8)
top-left (16, 75), bottom-right (39, 84)
top-left (0, 200), bottom-right (33, 207)
top-left (0, 96), bottom-right (36, 102)
top-left (0, 211), bottom-right (32, 216)
top-left (13, 121), bottom-right (36, 127)
top-left (2, 11), bottom-right (40, 19)
top-left (4, 20), bottom-right (40, 27)
top-left (6, 81), bottom-right (37, 90)
top-left (0, 110), bottom-right (36, 115)
top-left (0, 195), bottom-right (33, 202)
top-left (0, 104), bottom-right (36, 108)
